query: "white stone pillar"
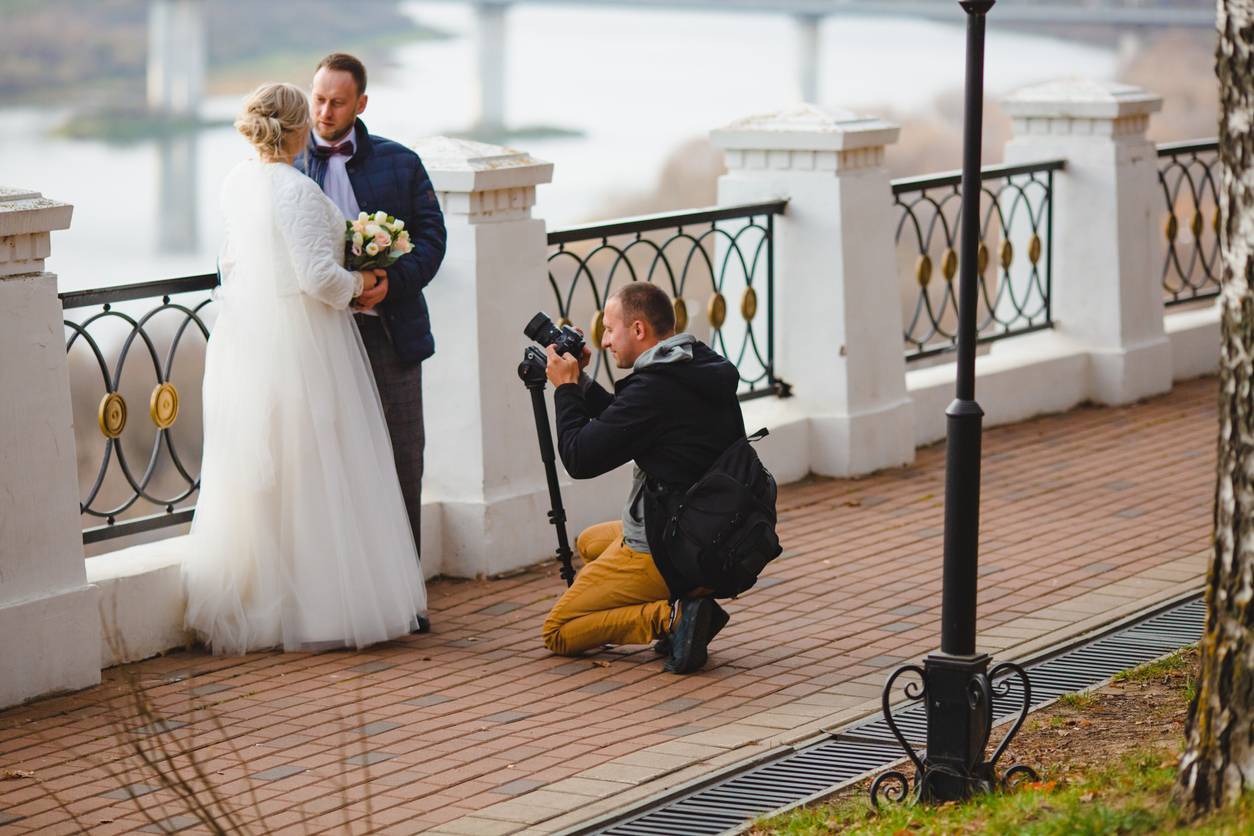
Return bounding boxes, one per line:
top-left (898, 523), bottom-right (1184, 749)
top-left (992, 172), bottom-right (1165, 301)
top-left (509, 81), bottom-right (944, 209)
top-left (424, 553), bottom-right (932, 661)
top-left (415, 138), bottom-right (561, 578)
top-left (0, 188), bottom-right (101, 708)
top-left (1002, 79), bottom-right (1172, 405)
top-left (712, 105), bottom-right (914, 477)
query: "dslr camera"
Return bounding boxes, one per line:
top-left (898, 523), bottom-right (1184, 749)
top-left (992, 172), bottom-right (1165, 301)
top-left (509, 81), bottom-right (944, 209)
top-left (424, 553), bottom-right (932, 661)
top-left (524, 312), bottom-right (586, 359)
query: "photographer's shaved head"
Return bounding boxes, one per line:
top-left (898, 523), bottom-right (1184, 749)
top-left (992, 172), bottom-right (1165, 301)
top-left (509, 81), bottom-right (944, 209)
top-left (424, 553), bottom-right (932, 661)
top-left (613, 282), bottom-right (676, 338)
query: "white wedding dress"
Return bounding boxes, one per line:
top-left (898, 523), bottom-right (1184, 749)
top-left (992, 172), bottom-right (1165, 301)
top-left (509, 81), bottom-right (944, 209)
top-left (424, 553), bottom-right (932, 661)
top-left (181, 159), bottom-right (427, 655)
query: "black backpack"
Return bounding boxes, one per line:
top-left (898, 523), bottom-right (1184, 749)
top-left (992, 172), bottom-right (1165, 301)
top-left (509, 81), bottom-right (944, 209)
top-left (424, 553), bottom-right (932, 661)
top-left (649, 428), bottom-right (782, 598)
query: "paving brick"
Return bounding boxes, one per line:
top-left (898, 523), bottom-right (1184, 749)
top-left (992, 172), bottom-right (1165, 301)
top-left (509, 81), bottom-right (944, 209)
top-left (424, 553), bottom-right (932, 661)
top-left (249, 765), bottom-right (307, 782)
top-left (0, 378), bottom-right (1217, 835)
top-left (138, 815), bottom-right (200, 833)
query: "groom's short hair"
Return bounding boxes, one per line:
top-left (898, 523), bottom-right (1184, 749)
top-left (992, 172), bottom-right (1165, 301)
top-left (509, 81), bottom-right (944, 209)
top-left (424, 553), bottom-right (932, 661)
top-left (316, 53), bottom-right (368, 96)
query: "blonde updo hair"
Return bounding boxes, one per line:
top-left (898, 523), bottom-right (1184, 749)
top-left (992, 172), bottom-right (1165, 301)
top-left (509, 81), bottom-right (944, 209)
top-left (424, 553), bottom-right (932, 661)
top-left (235, 83), bottom-right (310, 158)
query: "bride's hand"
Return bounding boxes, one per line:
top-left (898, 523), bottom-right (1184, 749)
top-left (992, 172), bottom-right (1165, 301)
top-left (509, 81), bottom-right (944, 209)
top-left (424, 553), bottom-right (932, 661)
top-left (357, 271), bottom-right (379, 293)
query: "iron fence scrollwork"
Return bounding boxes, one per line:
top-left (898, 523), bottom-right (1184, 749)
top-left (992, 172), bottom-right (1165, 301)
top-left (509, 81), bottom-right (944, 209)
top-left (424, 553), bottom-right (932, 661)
top-left (1158, 139), bottom-right (1220, 306)
top-left (893, 160), bottom-right (1062, 361)
top-left (545, 200), bottom-right (790, 401)
top-left (61, 274), bottom-right (219, 545)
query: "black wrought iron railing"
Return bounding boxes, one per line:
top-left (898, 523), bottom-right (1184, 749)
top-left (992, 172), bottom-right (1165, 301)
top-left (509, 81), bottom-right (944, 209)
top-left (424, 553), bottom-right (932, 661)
top-left (61, 274), bottom-right (219, 545)
top-left (892, 160), bottom-right (1062, 361)
top-left (1158, 139), bottom-right (1220, 306)
top-left (546, 200), bottom-right (790, 400)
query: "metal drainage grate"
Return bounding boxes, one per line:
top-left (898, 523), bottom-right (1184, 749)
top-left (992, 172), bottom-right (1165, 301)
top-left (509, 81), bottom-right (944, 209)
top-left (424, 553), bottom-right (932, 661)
top-left (591, 594), bottom-right (1205, 836)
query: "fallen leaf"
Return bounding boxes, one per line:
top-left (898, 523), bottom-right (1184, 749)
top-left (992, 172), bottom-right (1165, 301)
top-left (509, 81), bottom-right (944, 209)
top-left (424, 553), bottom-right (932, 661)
top-left (0, 769), bottom-right (34, 780)
top-left (592, 660), bottom-right (611, 668)
top-left (1079, 792), bottom-right (1096, 803)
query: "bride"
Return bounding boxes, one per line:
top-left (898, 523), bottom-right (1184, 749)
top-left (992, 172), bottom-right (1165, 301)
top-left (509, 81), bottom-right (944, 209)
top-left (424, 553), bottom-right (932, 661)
top-left (181, 83), bottom-right (428, 654)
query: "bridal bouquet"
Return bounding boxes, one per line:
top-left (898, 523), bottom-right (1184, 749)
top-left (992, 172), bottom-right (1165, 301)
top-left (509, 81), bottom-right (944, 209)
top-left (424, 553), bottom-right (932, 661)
top-left (345, 211), bottom-right (413, 270)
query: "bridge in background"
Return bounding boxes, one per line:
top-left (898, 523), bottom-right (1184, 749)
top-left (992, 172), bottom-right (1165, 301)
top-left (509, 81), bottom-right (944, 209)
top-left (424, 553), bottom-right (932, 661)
top-left (145, 0), bottom-right (1214, 134)
top-left (446, 0), bottom-right (1215, 130)
top-left (457, 0), bottom-right (1216, 28)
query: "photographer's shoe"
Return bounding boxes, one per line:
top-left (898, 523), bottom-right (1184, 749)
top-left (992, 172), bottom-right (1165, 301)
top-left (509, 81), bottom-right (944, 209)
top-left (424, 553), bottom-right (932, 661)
top-left (654, 600), bottom-right (728, 657)
top-left (663, 598), bottom-right (729, 674)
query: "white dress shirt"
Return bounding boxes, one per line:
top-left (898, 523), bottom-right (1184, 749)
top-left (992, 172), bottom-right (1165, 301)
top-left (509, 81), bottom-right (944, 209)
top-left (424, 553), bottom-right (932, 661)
top-left (314, 131), bottom-right (377, 316)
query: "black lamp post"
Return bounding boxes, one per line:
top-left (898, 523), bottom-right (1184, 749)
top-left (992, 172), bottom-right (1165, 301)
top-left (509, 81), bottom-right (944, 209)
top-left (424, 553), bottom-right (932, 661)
top-left (871, 0), bottom-right (1038, 806)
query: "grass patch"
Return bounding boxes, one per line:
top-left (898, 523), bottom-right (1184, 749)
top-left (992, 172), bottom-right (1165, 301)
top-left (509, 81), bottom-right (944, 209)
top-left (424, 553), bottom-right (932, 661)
top-left (1054, 690), bottom-right (1098, 710)
top-left (754, 749), bottom-right (1252, 835)
top-left (1113, 646), bottom-right (1195, 685)
top-left (756, 645), bottom-right (1242, 835)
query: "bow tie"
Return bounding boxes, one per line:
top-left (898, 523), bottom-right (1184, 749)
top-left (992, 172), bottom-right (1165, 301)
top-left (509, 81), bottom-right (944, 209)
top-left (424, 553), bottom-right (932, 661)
top-left (313, 141), bottom-right (354, 159)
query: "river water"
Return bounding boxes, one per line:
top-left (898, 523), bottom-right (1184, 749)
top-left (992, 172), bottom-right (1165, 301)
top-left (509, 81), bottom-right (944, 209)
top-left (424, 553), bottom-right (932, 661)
top-left (0, 2), bottom-right (1115, 292)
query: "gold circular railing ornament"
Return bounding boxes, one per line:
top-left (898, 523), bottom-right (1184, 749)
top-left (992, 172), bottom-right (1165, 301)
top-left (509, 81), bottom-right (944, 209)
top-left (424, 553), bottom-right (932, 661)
top-left (999, 240), bottom-right (1014, 271)
top-left (98, 393), bottom-right (127, 439)
top-left (707, 293), bottom-right (727, 329)
top-left (150, 383), bottom-right (180, 429)
top-left (590, 309), bottom-right (605, 346)
top-left (672, 297), bottom-right (688, 333)
top-left (941, 248), bottom-right (958, 281)
top-left (977, 242), bottom-right (989, 276)
top-left (915, 254), bottom-right (933, 288)
top-left (1028, 233), bottom-right (1042, 265)
top-left (1165, 214), bottom-right (1178, 242)
top-left (1191, 211), bottom-right (1203, 239)
top-left (741, 287), bottom-right (758, 322)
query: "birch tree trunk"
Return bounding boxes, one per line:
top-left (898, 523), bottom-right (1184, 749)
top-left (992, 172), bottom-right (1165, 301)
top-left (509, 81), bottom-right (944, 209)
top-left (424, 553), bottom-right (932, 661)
top-left (1176, 0), bottom-right (1254, 812)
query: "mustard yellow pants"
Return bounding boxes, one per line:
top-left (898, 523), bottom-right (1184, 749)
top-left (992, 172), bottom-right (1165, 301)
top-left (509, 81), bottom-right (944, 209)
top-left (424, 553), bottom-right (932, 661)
top-left (542, 521), bottom-right (673, 656)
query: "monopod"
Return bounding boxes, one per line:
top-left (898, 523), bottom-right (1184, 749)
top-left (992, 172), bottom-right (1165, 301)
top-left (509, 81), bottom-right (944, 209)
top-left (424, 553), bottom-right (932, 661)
top-left (517, 346), bottom-right (576, 586)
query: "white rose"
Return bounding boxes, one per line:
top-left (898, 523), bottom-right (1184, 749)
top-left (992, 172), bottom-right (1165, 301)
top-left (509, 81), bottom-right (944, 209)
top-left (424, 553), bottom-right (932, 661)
top-left (352, 231), bottom-right (364, 248)
top-left (357, 212), bottom-right (370, 223)
top-left (365, 241), bottom-right (380, 256)
top-left (392, 219), bottom-right (405, 231)
top-left (364, 224), bottom-right (382, 238)
top-left (374, 210), bottom-right (387, 224)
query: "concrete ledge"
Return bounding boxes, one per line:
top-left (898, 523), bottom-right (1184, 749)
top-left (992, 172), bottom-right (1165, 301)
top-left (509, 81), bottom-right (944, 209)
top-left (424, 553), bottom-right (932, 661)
top-left (0, 583), bottom-right (100, 706)
top-left (741, 398), bottom-right (810, 484)
top-left (907, 310), bottom-right (1218, 449)
top-left (909, 332), bottom-right (1089, 447)
top-left (87, 538), bottom-right (192, 667)
top-left (1165, 302), bottom-right (1220, 380)
top-left (85, 499), bottom-right (448, 667)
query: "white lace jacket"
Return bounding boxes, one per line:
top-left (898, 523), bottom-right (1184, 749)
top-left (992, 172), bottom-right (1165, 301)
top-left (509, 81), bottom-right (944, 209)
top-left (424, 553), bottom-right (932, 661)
top-left (218, 160), bottom-right (363, 309)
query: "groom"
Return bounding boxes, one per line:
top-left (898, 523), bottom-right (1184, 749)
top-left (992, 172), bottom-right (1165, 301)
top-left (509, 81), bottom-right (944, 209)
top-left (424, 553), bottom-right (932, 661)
top-left (297, 53), bottom-right (446, 623)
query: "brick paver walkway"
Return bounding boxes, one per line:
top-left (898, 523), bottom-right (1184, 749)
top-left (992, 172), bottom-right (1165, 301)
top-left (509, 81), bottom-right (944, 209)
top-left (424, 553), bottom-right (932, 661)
top-left (0, 377), bottom-right (1217, 835)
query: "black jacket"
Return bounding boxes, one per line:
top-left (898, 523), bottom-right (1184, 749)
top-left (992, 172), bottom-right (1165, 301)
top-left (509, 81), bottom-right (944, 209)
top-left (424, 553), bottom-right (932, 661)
top-left (297, 119), bottom-right (447, 365)
top-left (553, 341), bottom-right (746, 595)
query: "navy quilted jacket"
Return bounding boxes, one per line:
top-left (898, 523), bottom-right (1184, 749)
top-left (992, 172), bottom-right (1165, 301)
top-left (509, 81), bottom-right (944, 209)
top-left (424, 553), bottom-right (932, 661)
top-left (297, 119), bottom-right (446, 365)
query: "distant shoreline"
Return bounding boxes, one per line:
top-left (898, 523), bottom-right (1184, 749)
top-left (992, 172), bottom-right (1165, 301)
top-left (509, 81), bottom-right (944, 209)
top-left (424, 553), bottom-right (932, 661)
top-left (0, 0), bottom-right (449, 109)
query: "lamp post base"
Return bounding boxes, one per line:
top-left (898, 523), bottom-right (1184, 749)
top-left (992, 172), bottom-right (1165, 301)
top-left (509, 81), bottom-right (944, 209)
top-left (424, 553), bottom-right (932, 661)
top-left (870, 656), bottom-right (1040, 807)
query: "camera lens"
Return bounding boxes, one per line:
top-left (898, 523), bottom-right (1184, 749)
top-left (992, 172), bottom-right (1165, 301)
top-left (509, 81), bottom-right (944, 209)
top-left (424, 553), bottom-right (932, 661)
top-left (524, 312), bottom-right (560, 346)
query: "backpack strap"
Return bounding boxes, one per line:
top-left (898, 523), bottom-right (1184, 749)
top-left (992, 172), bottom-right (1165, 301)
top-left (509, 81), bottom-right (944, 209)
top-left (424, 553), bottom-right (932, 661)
top-left (748, 427), bottom-right (769, 443)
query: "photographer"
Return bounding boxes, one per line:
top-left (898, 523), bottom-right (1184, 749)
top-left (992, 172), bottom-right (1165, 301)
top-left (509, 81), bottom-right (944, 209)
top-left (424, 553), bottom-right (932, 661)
top-left (540, 283), bottom-right (746, 674)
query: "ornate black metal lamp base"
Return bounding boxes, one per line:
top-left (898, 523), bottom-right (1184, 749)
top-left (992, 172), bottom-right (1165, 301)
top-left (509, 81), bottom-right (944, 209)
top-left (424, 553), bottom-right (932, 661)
top-left (869, 656), bottom-right (1040, 808)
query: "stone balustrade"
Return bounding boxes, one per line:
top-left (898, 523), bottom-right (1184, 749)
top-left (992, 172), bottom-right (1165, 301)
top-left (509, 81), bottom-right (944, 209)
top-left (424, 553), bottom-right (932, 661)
top-left (0, 78), bottom-right (1222, 707)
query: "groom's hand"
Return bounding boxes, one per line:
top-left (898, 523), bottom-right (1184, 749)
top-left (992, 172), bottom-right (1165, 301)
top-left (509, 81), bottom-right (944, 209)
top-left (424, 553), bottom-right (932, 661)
top-left (354, 269), bottom-right (389, 311)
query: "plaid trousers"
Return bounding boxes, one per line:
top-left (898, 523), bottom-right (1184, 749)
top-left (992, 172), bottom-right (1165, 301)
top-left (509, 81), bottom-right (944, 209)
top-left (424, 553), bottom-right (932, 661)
top-left (356, 314), bottom-right (424, 560)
